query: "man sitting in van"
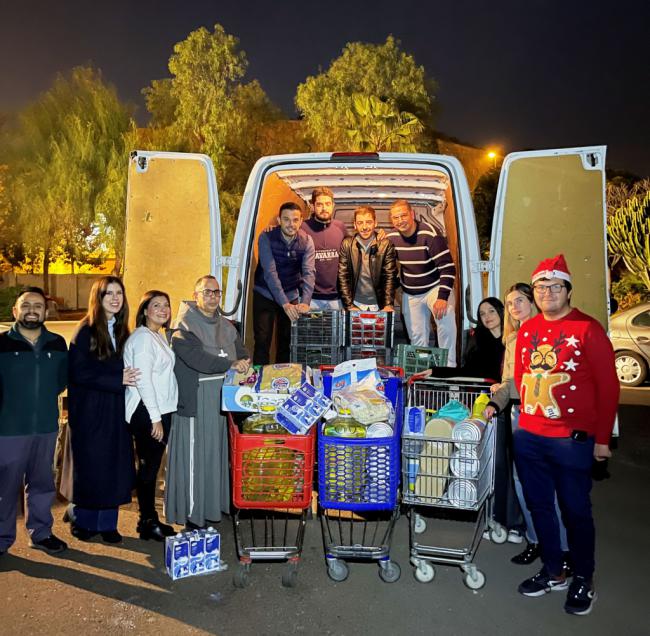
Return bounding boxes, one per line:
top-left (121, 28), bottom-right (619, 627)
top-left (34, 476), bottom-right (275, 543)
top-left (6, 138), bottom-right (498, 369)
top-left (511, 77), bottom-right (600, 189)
top-left (337, 205), bottom-right (398, 312)
top-left (386, 199), bottom-right (457, 366)
top-left (253, 202), bottom-right (316, 364)
top-left (301, 187), bottom-right (348, 310)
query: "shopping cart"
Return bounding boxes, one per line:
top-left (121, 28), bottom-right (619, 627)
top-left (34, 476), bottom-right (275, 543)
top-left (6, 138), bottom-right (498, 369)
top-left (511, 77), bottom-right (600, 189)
top-left (318, 369), bottom-right (403, 583)
top-left (402, 378), bottom-right (498, 590)
top-left (228, 413), bottom-right (316, 588)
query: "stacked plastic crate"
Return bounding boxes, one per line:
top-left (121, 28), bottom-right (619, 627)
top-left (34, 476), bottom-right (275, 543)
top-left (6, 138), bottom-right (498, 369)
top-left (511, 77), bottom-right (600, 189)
top-left (290, 310), bottom-right (345, 367)
top-left (346, 311), bottom-right (393, 366)
top-left (393, 344), bottom-right (448, 377)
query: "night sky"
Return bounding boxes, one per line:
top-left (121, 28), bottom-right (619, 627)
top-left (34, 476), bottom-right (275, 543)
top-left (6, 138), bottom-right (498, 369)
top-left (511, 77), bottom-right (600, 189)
top-left (1, 0), bottom-right (648, 175)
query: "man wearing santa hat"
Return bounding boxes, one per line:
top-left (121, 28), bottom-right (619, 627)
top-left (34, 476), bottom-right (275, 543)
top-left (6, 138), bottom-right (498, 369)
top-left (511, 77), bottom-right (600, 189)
top-left (513, 254), bottom-right (619, 616)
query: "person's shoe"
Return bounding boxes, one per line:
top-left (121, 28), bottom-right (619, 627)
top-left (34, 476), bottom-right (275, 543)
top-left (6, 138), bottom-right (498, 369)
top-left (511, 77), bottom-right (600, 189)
top-left (100, 530), bottom-right (122, 544)
top-left (29, 534), bottom-right (68, 554)
top-left (138, 518), bottom-right (176, 542)
top-left (511, 542), bottom-right (540, 565)
top-left (518, 567), bottom-right (568, 597)
top-left (507, 529), bottom-right (524, 544)
top-left (70, 524), bottom-right (97, 542)
top-left (564, 576), bottom-right (597, 615)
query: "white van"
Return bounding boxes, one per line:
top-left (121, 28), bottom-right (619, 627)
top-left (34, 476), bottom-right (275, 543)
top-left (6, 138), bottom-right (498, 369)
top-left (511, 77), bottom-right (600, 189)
top-left (123, 147), bottom-right (608, 362)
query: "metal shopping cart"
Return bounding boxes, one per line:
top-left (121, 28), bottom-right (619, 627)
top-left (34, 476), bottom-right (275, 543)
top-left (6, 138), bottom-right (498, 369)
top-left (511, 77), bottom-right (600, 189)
top-left (228, 414), bottom-right (316, 588)
top-left (402, 378), bottom-right (498, 589)
top-left (317, 369), bottom-right (403, 583)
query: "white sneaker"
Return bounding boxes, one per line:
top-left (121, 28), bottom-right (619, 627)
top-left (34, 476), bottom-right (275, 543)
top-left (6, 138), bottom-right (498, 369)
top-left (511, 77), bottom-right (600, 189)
top-left (507, 530), bottom-right (524, 544)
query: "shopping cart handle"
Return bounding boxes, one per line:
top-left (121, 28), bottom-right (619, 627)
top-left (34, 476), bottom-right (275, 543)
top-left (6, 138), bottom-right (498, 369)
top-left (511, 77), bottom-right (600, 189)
top-left (407, 370), bottom-right (433, 385)
top-left (407, 372), bottom-right (497, 386)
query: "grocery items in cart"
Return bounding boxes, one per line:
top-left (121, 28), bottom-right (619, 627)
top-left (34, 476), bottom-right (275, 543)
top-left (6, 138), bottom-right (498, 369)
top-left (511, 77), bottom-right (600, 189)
top-left (318, 361), bottom-right (403, 583)
top-left (402, 378), bottom-right (499, 589)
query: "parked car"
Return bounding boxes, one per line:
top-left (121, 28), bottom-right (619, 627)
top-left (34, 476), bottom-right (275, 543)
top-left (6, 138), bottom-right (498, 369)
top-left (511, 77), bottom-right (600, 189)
top-left (610, 302), bottom-right (650, 387)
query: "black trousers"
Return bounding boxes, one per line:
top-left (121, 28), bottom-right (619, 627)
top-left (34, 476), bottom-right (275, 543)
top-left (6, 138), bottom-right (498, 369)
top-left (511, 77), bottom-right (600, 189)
top-left (128, 401), bottom-right (171, 521)
top-left (253, 290), bottom-right (293, 365)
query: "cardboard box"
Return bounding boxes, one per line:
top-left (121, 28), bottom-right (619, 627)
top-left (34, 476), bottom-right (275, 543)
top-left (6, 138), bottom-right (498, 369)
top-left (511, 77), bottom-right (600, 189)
top-left (222, 363), bottom-right (306, 413)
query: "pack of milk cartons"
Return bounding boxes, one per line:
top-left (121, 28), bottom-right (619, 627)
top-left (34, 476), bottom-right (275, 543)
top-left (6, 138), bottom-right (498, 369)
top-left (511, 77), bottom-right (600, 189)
top-left (165, 527), bottom-right (226, 580)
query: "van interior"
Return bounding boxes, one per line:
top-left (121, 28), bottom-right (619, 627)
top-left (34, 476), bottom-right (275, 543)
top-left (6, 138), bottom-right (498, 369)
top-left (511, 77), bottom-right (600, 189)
top-left (243, 162), bottom-right (463, 365)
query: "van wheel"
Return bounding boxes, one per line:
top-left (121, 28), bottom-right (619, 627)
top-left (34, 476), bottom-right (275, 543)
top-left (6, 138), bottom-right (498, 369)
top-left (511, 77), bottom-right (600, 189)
top-left (615, 351), bottom-right (647, 387)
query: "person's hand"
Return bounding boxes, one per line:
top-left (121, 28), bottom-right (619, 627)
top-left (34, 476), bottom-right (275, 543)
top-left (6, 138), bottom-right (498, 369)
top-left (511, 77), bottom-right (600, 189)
top-left (231, 358), bottom-right (251, 374)
top-left (151, 421), bottom-right (164, 442)
top-left (381, 305), bottom-right (394, 313)
top-left (432, 298), bottom-right (448, 321)
top-left (490, 383), bottom-right (501, 394)
top-left (483, 405), bottom-right (497, 420)
top-left (376, 228), bottom-right (387, 241)
top-left (594, 443), bottom-right (612, 461)
top-left (296, 303), bottom-right (310, 314)
top-left (123, 367), bottom-right (140, 386)
top-left (283, 303), bottom-right (299, 321)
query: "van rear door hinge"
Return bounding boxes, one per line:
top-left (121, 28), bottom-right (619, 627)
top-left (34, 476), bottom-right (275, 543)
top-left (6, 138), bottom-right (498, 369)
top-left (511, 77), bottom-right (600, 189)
top-left (471, 260), bottom-right (495, 273)
top-left (215, 256), bottom-right (239, 269)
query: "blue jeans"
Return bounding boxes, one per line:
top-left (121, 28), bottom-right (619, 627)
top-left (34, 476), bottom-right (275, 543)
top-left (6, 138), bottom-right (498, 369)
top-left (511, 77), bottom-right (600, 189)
top-left (511, 406), bottom-right (568, 550)
top-left (514, 428), bottom-right (595, 579)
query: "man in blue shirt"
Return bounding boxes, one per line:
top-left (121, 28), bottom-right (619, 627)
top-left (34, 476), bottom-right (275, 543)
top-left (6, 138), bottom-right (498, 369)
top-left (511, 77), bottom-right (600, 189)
top-left (253, 202), bottom-right (316, 364)
top-left (0, 287), bottom-right (68, 556)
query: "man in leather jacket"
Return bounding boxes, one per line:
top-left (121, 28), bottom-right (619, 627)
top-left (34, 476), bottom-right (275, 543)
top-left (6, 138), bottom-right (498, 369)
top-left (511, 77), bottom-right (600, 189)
top-left (337, 206), bottom-right (397, 311)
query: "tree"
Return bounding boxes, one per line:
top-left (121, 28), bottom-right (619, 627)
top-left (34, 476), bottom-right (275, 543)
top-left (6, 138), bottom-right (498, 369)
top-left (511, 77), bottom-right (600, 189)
top-left (608, 190), bottom-right (650, 291)
top-left (472, 167), bottom-right (501, 256)
top-left (3, 66), bottom-right (134, 289)
top-left (143, 24), bottom-right (284, 252)
top-left (296, 36), bottom-right (435, 150)
top-left (345, 93), bottom-right (423, 152)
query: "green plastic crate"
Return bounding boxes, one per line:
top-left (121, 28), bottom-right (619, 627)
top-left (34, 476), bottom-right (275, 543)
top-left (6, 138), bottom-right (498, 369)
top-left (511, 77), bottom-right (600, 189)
top-left (393, 344), bottom-right (448, 376)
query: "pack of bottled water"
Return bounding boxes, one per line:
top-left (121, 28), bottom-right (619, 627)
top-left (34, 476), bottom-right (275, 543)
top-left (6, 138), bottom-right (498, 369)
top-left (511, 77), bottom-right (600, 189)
top-left (165, 527), bottom-right (227, 580)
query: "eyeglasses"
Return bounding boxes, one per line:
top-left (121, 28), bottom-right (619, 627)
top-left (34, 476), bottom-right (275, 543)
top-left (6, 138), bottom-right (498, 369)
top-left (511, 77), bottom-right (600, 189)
top-left (533, 283), bottom-right (566, 295)
top-left (198, 289), bottom-right (222, 298)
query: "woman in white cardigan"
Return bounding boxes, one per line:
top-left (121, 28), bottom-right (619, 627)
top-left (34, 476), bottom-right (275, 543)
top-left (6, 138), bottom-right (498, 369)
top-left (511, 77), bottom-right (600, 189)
top-left (124, 290), bottom-right (179, 541)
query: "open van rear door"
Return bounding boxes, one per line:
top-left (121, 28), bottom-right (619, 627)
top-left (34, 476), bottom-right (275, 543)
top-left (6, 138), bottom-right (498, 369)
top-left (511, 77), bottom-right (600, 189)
top-left (123, 151), bottom-right (222, 320)
top-left (489, 146), bottom-right (608, 328)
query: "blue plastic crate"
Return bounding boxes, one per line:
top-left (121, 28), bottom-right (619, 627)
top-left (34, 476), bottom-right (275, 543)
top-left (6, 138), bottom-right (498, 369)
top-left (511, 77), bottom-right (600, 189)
top-left (318, 375), bottom-right (402, 511)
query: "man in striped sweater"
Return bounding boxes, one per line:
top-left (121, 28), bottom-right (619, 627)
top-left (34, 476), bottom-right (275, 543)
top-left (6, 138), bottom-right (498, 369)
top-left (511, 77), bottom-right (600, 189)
top-left (386, 199), bottom-right (457, 366)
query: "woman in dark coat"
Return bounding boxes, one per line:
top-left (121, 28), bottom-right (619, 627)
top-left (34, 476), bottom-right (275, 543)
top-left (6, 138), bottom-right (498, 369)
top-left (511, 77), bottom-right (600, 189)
top-left (61, 276), bottom-right (139, 543)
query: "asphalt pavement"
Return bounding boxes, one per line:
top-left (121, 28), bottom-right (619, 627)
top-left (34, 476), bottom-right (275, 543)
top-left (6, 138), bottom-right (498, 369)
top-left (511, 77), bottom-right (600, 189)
top-left (0, 388), bottom-right (648, 636)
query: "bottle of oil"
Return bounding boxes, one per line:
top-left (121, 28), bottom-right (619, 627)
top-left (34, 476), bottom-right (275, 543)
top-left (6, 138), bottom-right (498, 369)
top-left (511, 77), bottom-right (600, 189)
top-left (242, 404), bottom-right (288, 434)
top-left (322, 408), bottom-right (367, 438)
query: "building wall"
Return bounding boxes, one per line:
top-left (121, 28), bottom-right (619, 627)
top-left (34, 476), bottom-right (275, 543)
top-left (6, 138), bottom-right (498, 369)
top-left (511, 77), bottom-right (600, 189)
top-left (0, 272), bottom-right (102, 310)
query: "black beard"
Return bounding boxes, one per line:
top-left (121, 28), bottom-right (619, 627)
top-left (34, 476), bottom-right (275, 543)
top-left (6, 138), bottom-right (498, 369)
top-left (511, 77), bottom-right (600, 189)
top-left (18, 317), bottom-right (45, 330)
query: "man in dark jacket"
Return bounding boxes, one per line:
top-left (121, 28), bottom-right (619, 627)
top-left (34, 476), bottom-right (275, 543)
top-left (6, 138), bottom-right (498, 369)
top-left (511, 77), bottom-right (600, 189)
top-left (0, 287), bottom-right (68, 556)
top-left (253, 201), bottom-right (315, 364)
top-left (337, 206), bottom-right (397, 312)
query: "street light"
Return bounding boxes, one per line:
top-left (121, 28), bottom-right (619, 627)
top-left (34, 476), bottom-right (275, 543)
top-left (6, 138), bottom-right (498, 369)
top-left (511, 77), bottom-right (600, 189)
top-left (487, 151), bottom-right (497, 169)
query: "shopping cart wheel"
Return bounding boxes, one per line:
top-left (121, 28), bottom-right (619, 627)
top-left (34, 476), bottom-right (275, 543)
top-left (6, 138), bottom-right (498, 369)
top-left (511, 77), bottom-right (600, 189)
top-left (282, 562), bottom-right (299, 588)
top-left (378, 560), bottom-right (401, 583)
top-left (233, 564), bottom-right (251, 588)
top-left (463, 569), bottom-right (486, 590)
top-left (414, 561), bottom-right (435, 583)
top-left (489, 524), bottom-right (508, 544)
top-left (327, 558), bottom-right (349, 582)
top-left (413, 513), bottom-right (427, 534)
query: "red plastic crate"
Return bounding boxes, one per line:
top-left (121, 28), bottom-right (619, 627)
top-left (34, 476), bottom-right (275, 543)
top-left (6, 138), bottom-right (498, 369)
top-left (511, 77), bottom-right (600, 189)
top-left (228, 415), bottom-right (316, 510)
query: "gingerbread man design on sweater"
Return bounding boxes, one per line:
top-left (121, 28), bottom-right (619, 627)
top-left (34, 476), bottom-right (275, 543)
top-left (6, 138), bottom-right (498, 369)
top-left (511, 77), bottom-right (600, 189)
top-left (521, 332), bottom-right (570, 418)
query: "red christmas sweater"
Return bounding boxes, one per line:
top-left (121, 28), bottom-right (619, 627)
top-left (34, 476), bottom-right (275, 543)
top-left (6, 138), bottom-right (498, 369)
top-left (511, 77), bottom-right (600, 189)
top-left (514, 308), bottom-right (619, 445)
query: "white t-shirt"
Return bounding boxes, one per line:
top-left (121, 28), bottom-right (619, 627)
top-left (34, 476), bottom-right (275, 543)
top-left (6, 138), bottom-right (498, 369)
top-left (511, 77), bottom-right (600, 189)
top-left (124, 326), bottom-right (178, 423)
